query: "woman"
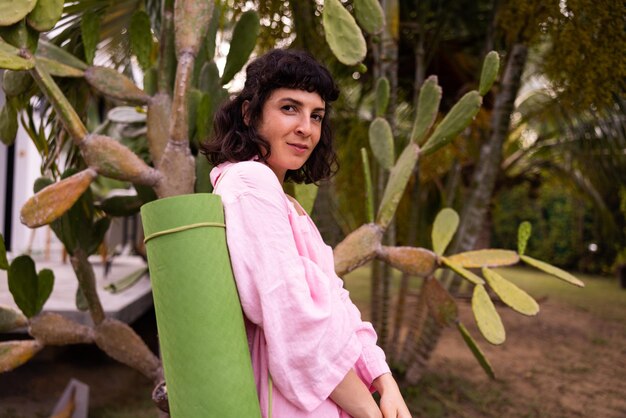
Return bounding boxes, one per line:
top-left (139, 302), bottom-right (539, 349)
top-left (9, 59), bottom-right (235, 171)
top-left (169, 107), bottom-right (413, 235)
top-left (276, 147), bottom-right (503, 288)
top-left (202, 49), bottom-right (411, 418)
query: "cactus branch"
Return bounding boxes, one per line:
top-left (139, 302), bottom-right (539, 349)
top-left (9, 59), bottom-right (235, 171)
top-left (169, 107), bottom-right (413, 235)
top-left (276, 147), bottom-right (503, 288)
top-left (69, 248), bottom-right (105, 325)
top-left (30, 60), bottom-right (88, 142)
top-left (169, 52), bottom-right (194, 144)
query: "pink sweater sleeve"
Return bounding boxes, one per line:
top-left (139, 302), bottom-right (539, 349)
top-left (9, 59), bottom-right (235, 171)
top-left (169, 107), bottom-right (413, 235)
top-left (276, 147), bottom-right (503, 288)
top-left (216, 162), bottom-right (362, 412)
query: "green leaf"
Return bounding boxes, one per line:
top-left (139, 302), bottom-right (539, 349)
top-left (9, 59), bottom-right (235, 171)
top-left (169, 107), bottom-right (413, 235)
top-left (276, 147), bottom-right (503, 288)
top-left (368, 117), bottom-right (395, 170)
top-left (479, 51), bottom-right (500, 96)
top-left (8, 255), bottom-right (54, 318)
top-left (86, 217), bottom-right (111, 256)
top-left (361, 148), bottom-right (374, 223)
top-left (517, 221), bottom-right (531, 255)
top-left (293, 183), bottom-right (319, 215)
top-left (0, 305), bottom-right (28, 332)
top-left (105, 267), bottom-right (148, 294)
top-left (447, 249), bottom-right (519, 268)
top-left (0, 100), bottom-right (18, 146)
top-left (482, 268), bottom-right (539, 316)
top-left (221, 10), bottom-right (259, 85)
top-left (81, 12), bottom-right (100, 65)
top-left (472, 284), bottom-right (505, 345)
top-left (457, 322), bottom-right (495, 379)
top-left (26, 0), bottom-right (64, 32)
top-left (0, 0), bottom-right (37, 26)
top-left (375, 77), bottom-right (390, 117)
top-left (411, 75), bottom-right (442, 145)
top-left (421, 90), bottom-right (482, 156)
top-left (431, 208), bottom-right (459, 255)
top-left (0, 39), bottom-right (35, 70)
top-left (520, 255), bottom-right (585, 287)
top-left (0, 233), bottom-right (8, 270)
top-left (323, 0), bottom-right (367, 66)
top-left (130, 11), bottom-right (154, 71)
top-left (441, 257), bottom-right (485, 285)
top-left (353, 0), bottom-right (384, 34)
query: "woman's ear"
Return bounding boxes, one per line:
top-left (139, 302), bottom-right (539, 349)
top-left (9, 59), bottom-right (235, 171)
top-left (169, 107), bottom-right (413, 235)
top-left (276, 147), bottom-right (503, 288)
top-left (242, 100), bottom-right (250, 126)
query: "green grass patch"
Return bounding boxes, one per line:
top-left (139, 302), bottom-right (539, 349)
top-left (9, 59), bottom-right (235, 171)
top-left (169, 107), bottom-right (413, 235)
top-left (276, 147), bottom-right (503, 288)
top-left (494, 266), bottom-right (626, 322)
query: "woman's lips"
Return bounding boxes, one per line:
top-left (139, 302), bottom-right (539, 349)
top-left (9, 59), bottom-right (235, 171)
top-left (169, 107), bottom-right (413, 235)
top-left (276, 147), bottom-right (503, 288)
top-left (287, 143), bottom-right (309, 153)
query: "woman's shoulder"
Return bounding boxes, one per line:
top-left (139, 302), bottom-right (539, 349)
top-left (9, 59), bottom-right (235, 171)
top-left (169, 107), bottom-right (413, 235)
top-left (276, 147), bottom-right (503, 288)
top-left (213, 161), bottom-right (283, 199)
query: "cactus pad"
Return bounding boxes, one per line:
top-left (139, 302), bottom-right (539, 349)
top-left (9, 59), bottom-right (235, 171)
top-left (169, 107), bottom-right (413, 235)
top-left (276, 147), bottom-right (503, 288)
top-left (323, 0), bottom-right (367, 66)
top-left (376, 142), bottom-right (420, 228)
top-left (354, 0), bottom-right (384, 34)
top-left (441, 257), bottom-right (485, 285)
top-left (457, 322), bottom-right (495, 379)
top-left (377, 246), bottom-right (438, 277)
top-left (431, 207), bottom-right (459, 256)
top-left (0, 0), bottom-right (37, 26)
top-left (517, 221), bottom-right (531, 255)
top-left (334, 223), bottom-right (384, 276)
top-left (7, 255), bottom-right (54, 318)
top-left (174, 0), bottom-right (212, 56)
top-left (520, 255), bottom-right (585, 287)
top-left (20, 169), bottom-right (97, 228)
top-left (84, 66), bottom-right (151, 105)
top-left (0, 305), bottom-right (27, 332)
top-left (369, 117), bottom-right (395, 170)
top-left (411, 75), bottom-right (442, 145)
top-left (29, 312), bottom-right (95, 345)
top-left (221, 10), bottom-right (260, 85)
top-left (423, 277), bottom-right (458, 327)
top-left (471, 284), bottom-right (505, 345)
top-left (0, 39), bottom-right (35, 70)
top-left (26, 0), bottom-right (64, 32)
top-left (482, 268), bottom-right (539, 316)
top-left (0, 340), bottom-right (43, 373)
top-left (421, 90), bottom-right (482, 156)
top-left (375, 77), bottom-right (390, 117)
top-left (447, 249), bottom-right (519, 268)
top-left (479, 51), bottom-right (500, 96)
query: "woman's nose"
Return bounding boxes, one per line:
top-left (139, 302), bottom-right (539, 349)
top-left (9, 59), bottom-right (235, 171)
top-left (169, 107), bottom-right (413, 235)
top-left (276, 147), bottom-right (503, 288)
top-left (295, 116), bottom-right (312, 136)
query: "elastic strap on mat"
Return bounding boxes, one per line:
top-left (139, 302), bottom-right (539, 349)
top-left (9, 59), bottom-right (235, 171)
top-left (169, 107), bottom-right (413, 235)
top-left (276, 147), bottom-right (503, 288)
top-left (144, 222), bottom-right (226, 244)
top-left (268, 374), bottom-right (273, 417)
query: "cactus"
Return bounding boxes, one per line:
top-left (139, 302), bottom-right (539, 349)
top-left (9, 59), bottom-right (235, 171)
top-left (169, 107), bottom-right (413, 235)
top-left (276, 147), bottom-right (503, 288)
top-left (420, 90), bottom-right (483, 156)
top-left (37, 56), bottom-right (84, 77)
top-left (174, 0), bottom-right (212, 56)
top-left (334, 223), bottom-right (384, 276)
top-left (81, 11), bottom-right (100, 65)
top-left (323, 0), bottom-right (367, 66)
top-left (2, 70), bottom-right (33, 96)
top-left (517, 221), bottom-right (532, 255)
top-left (353, 0), bottom-right (385, 35)
top-left (130, 11), bottom-right (154, 71)
top-left (361, 148), bottom-right (375, 223)
top-left (431, 207), bottom-right (459, 255)
top-left (0, 98), bottom-right (18, 145)
top-left (376, 246), bottom-right (438, 277)
top-left (482, 268), bottom-right (539, 316)
top-left (20, 169), bottom-right (97, 228)
top-left (0, 305), bottom-right (28, 332)
top-left (441, 257), bottom-right (486, 285)
top-left (221, 10), bottom-right (260, 85)
top-left (26, 0), bottom-right (64, 32)
top-left (368, 117), bottom-right (395, 170)
top-left (0, 233), bottom-right (7, 270)
top-left (84, 66), bottom-right (151, 104)
top-left (375, 77), bottom-right (390, 117)
top-left (423, 277), bottom-right (458, 327)
top-left (457, 322), bottom-right (495, 379)
top-left (479, 51), bottom-right (500, 96)
top-left (0, 0), bottom-right (37, 26)
top-left (0, 39), bottom-right (35, 70)
top-left (447, 249), bottom-right (519, 268)
top-left (471, 284), bottom-right (505, 345)
top-left (0, 340), bottom-right (42, 373)
top-left (0, 19), bottom-right (39, 51)
top-left (29, 312), bottom-right (94, 345)
top-left (411, 75), bottom-right (442, 145)
top-left (520, 255), bottom-right (585, 287)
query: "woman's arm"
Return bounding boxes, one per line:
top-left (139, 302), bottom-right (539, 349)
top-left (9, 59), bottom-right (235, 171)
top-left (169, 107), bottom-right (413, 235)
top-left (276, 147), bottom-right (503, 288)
top-left (330, 369), bottom-right (382, 418)
top-left (372, 373), bottom-right (412, 418)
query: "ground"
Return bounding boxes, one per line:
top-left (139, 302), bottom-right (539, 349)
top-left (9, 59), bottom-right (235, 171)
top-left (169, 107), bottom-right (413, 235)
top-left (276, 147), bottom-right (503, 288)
top-left (1, 269), bottom-right (625, 417)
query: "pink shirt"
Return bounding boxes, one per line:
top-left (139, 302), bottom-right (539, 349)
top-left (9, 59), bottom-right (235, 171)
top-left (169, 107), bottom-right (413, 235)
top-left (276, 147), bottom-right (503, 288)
top-left (210, 161), bottom-right (390, 418)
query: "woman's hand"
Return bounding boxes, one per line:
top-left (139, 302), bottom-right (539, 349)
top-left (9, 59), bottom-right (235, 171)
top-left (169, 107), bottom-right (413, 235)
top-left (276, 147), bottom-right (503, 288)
top-left (330, 369), bottom-right (382, 418)
top-left (372, 373), bottom-right (412, 418)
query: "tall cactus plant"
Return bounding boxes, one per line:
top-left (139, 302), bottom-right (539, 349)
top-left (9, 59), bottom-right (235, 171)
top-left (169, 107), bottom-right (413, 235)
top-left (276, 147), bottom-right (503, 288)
top-left (0, 0), bottom-right (584, 412)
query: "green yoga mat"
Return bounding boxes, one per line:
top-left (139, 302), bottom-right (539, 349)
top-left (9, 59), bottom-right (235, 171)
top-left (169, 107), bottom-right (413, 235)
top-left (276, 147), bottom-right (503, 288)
top-left (141, 193), bottom-right (261, 417)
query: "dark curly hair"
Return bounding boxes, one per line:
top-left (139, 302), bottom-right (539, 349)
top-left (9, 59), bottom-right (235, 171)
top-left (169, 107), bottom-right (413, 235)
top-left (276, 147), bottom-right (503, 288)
top-left (200, 49), bottom-right (340, 184)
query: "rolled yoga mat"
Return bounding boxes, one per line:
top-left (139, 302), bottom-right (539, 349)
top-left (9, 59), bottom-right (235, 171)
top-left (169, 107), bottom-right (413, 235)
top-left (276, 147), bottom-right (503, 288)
top-left (141, 193), bottom-right (261, 417)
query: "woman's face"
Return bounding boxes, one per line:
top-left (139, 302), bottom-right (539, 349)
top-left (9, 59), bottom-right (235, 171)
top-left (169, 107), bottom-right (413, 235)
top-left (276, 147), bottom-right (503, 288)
top-left (255, 88), bottom-right (326, 183)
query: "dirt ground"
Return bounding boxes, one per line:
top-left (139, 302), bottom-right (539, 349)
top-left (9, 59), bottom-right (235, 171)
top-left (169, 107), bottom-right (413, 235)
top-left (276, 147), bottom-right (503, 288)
top-left (1, 299), bottom-right (625, 417)
top-left (419, 299), bottom-right (626, 418)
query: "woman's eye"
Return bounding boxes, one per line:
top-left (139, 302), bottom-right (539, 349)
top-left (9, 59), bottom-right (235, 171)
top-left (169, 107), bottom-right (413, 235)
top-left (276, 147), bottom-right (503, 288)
top-left (312, 114), bottom-right (323, 122)
top-left (282, 105), bottom-right (296, 112)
